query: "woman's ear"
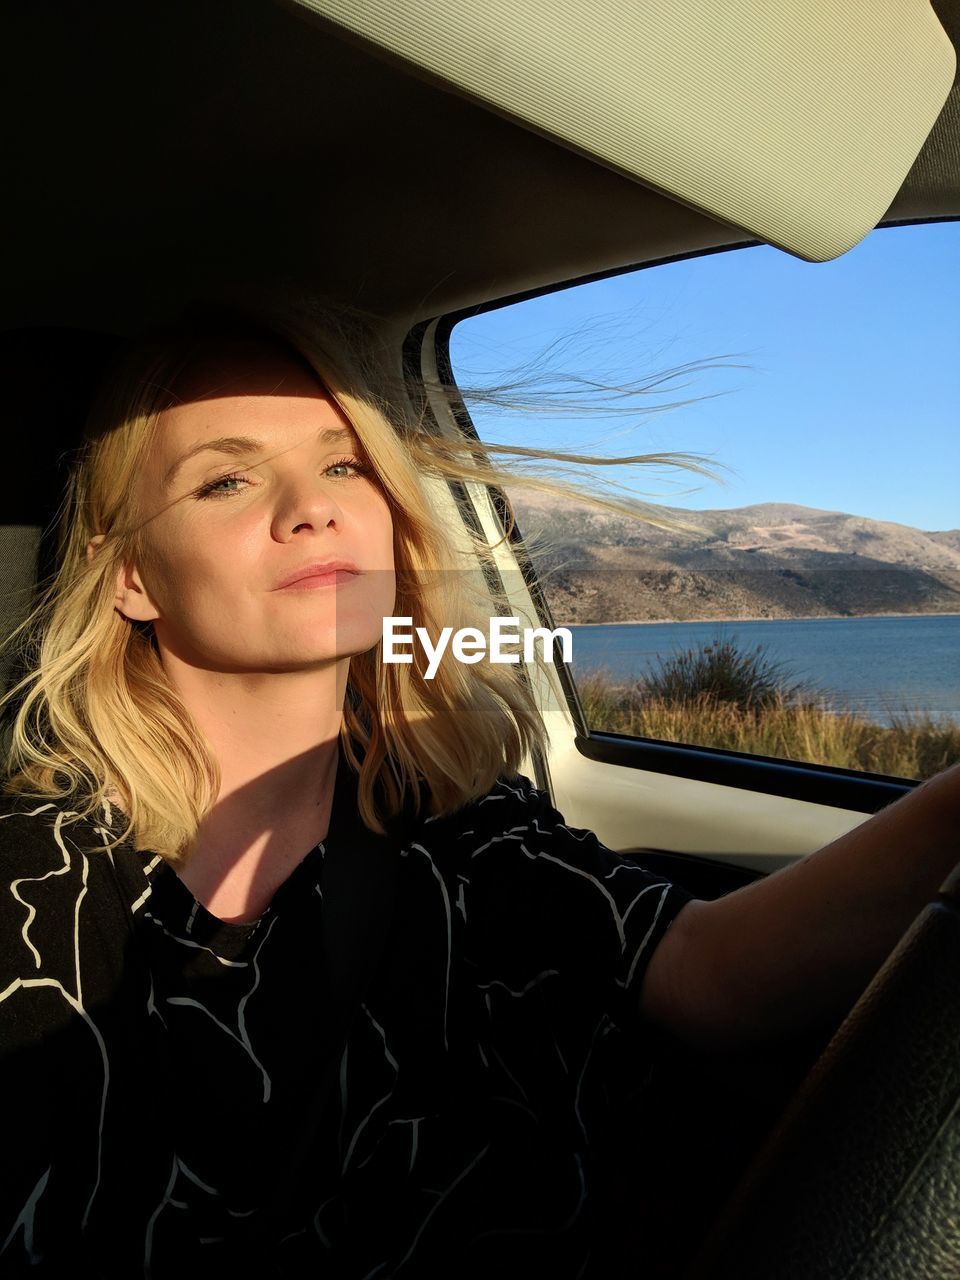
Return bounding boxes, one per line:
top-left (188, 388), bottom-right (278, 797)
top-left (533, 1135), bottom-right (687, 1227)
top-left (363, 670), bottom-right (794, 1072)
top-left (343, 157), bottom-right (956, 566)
top-left (86, 535), bottom-right (160, 623)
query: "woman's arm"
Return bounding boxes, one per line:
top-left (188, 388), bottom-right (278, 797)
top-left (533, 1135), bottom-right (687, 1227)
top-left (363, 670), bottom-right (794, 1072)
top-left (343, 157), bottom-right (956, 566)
top-left (639, 762), bottom-right (960, 1053)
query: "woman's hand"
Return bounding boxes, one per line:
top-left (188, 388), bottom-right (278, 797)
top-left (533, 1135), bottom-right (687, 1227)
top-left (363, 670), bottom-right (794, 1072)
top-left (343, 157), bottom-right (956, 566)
top-left (640, 761), bottom-right (960, 1054)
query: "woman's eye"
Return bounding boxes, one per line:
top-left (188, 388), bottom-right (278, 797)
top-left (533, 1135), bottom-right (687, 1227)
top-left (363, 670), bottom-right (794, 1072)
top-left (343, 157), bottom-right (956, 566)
top-left (195, 471), bottom-right (250, 499)
top-left (325, 456), bottom-right (370, 479)
top-left (194, 457), bottom-right (369, 499)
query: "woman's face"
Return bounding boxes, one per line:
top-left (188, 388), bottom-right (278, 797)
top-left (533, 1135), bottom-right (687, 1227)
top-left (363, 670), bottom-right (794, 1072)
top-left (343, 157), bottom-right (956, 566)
top-left (108, 341), bottom-right (396, 674)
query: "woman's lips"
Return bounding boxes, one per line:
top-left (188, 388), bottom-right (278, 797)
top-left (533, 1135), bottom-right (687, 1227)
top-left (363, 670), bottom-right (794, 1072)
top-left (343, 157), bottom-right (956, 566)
top-left (278, 568), bottom-right (360, 590)
top-left (274, 560), bottom-right (361, 589)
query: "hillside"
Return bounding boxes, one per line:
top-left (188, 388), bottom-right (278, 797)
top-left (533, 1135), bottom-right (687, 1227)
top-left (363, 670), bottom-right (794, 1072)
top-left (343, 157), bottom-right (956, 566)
top-left (507, 493), bottom-right (960, 623)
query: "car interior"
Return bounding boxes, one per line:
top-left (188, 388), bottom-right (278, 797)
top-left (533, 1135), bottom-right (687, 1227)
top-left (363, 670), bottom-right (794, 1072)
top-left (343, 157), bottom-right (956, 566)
top-left (3, 1), bottom-right (959, 1275)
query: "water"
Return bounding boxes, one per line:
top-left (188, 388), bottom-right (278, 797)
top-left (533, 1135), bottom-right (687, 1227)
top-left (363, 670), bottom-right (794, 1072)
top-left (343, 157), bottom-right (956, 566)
top-left (566, 614), bottom-right (960, 725)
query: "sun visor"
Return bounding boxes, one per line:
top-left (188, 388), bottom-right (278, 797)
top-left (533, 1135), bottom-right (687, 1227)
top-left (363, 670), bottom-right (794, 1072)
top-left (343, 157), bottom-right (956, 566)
top-left (285, 0), bottom-right (956, 261)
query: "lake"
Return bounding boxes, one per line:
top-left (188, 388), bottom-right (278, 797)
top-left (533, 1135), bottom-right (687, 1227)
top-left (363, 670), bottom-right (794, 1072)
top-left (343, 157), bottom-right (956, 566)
top-left (566, 614), bottom-right (960, 725)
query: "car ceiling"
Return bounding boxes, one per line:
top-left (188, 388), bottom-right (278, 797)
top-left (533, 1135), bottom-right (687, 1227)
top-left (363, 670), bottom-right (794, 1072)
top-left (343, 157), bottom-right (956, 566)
top-left (3, 0), bottom-right (959, 337)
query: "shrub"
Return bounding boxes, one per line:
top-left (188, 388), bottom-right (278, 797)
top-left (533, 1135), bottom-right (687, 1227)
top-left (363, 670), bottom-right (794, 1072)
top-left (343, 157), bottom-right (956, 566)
top-left (574, 653), bottom-right (960, 782)
top-left (637, 635), bottom-right (811, 713)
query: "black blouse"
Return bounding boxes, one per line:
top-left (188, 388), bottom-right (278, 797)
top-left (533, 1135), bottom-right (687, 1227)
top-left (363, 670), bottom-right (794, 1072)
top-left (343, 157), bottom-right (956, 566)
top-left (0, 758), bottom-right (693, 1278)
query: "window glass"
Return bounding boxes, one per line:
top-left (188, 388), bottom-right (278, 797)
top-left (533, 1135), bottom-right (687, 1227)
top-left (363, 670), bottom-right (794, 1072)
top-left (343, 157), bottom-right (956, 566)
top-left (448, 224), bottom-right (960, 781)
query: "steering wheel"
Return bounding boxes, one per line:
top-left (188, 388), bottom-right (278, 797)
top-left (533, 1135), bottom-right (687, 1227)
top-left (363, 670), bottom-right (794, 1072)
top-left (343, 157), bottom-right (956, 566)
top-left (681, 859), bottom-right (960, 1279)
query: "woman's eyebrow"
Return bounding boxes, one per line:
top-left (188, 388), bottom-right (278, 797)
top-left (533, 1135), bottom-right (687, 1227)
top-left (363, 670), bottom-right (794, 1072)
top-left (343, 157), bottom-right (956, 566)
top-left (163, 427), bottom-right (357, 490)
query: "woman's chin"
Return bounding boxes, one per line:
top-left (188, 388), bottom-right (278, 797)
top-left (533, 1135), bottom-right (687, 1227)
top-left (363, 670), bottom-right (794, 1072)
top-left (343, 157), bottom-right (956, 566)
top-left (273, 628), bottom-right (385, 669)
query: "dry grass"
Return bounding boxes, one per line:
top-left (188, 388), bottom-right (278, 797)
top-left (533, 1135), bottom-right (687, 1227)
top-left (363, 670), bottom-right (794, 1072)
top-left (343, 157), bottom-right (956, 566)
top-left (576, 667), bottom-right (960, 781)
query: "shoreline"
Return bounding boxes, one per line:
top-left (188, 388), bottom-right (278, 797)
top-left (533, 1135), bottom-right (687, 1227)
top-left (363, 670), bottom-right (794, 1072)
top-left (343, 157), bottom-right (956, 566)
top-left (562, 611), bottom-right (960, 628)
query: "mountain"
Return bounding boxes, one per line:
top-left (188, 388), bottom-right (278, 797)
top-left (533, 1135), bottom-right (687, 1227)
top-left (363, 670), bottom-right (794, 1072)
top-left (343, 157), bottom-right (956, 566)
top-left (505, 493), bottom-right (960, 623)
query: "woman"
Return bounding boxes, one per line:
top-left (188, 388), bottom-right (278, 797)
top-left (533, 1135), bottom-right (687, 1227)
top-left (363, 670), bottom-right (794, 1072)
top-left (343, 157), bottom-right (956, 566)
top-left (0, 306), bottom-right (957, 1277)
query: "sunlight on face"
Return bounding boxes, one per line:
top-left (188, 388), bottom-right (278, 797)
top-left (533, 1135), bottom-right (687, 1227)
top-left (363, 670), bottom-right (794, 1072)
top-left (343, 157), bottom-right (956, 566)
top-left (121, 341), bottom-right (396, 675)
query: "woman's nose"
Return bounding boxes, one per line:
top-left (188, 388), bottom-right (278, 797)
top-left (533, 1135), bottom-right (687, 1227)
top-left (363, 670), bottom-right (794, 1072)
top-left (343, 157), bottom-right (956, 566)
top-left (271, 471), bottom-right (345, 540)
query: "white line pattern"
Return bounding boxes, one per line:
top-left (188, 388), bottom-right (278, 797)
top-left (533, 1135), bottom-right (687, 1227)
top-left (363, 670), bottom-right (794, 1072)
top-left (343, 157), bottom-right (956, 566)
top-left (0, 773), bottom-right (692, 1276)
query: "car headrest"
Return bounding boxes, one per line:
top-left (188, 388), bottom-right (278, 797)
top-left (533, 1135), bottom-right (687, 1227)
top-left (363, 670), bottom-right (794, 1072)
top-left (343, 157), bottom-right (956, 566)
top-left (0, 328), bottom-right (119, 703)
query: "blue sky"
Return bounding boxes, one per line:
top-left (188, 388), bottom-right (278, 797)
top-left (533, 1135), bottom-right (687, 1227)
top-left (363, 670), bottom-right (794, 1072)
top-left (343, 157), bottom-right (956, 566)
top-left (448, 222), bottom-right (959, 532)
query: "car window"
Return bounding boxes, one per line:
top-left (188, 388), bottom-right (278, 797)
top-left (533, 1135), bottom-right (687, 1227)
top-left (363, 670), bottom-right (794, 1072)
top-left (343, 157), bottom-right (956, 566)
top-left (446, 223), bottom-right (960, 782)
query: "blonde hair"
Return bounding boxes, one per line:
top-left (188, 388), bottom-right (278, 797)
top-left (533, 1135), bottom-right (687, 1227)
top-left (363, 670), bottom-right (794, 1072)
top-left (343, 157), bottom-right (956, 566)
top-left (0, 301), bottom-right (713, 862)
